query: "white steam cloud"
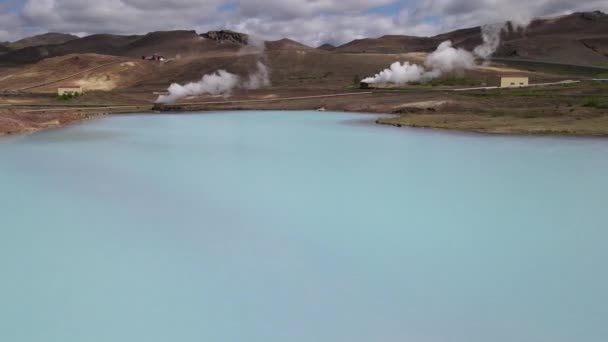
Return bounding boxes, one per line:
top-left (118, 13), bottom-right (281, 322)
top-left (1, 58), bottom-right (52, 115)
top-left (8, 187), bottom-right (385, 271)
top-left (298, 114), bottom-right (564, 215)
top-left (426, 40), bottom-right (476, 72)
top-left (156, 37), bottom-right (271, 103)
top-left (473, 23), bottom-right (506, 59)
top-left (474, 18), bottom-right (532, 59)
top-left (362, 40), bottom-right (475, 84)
top-left (244, 61), bottom-right (271, 89)
top-left (156, 70), bottom-right (240, 103)
top-left (363, 17), bottom-right (534, 85)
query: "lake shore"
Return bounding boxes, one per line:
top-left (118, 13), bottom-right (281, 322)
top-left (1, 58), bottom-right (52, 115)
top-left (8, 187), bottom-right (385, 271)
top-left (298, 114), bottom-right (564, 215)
top-left (2, 82), bottom-right (608, 137)
top-left (0, 109), bottom-right (103, 136)
top-left (3, 106), bottom-right (608, 138)
top-left (375, 113), bottom-right (608, 137)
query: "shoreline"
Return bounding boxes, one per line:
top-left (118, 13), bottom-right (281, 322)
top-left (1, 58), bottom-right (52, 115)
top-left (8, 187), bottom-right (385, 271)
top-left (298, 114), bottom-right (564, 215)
top-left (0, 105), bottom-right (152, 137)
top-left (375, 115), bottom-right (608, 138)
top-left (3, 107), bottom-right (608, 139)
top-left (2, 83), bottom-right (608, 138)
top-left (0, 110), bottom-right (103, 137)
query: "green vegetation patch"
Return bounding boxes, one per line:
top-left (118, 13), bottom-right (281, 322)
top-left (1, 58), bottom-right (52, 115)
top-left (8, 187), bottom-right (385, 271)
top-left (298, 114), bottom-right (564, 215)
top-left (463, 88), bottom-right (558, 98)
top-left (56, 92), bottom-right (80, 101)
top-left (425, 77), bottom-right (482, 87)
top-left (583, 97), bottom-right (608, 109)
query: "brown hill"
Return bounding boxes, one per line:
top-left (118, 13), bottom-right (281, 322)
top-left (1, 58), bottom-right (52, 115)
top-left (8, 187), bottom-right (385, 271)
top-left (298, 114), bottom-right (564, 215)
top-left (496, 11), bottom-right (608, 63)
top-left (318, 43), bottom-right (336, 51)
top-left (0, 30), bottom-right (246, 65)
top-left (125, 30), bottom-right (243, 58)
top-left (334, 35), bottom-right (437, 54)
top-left (4, 11), bottom-right (607, 66)
top-left (201, 30), bottom-right (249, 45)
top-left (332, 27), bottom-right (482, 54)
top-left (332, 11), bottom-right (608, 65)
top-left (1, 11), bottom-right (606, 93)
top-left (265, 39), bottom-right (313, 51)
top-left (0, 54), bottom-right (153, 92)
top-left (432, 27), bottom-right (483, 51)
top-left (8, 32), bottom-right (79, 50)
top-left (0, 34), bottom-right (142, 64)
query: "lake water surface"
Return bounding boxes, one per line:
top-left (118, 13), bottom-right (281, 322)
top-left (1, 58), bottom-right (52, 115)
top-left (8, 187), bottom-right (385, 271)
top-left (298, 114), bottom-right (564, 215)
top-left (1, 111), bottom-right (607, 342)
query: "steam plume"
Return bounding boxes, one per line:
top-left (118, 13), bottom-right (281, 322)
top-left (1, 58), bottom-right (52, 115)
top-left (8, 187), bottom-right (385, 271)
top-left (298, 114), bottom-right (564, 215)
top-left (156, 36), bottom-right (271, 103)
top-left (426, 40), bottom-right (476, 72)
top-left (363, 16), bottom-right (534, 85)
top-left (362, 40), bottom-right (475, 84)
top-left (473, 18), bottom-right (531, 59)
top-left (156, 70), bottom-right (240, 103)
top-left (244, 61), bottom-right (271, 89)
top-left (473, 23), bottom-right (506, 59)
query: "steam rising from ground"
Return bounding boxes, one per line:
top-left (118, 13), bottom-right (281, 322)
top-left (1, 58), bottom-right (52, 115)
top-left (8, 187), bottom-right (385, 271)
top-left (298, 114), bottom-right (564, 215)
top-left (244, 61), bottom-right (271, 89)
top-left (156, 70), bottom-right (241, 103)
top-left (426, 41), bottom-right (476, 73)
top-left (362, 40), bottom-right (475, 84)
top-left (156, 38), bottom-right (271, 103)
top-left (473, 23), bottom-right (506, 59)
top-left (363, 18), bottom-right (532, 85)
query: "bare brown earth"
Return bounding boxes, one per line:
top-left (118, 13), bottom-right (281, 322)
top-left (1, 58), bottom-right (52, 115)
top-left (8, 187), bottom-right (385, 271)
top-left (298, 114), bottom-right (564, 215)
top-left (1, 11), bottom-right (607, 137)
top-left (1, 81), bottom-right (607, 137)
top-left (0, 108), bottom-right (100, 136)
top-left (335, 12), bottom-right (608, 65)
top-left (147, 82), bottom-right (608, 136)
top-left (4, 33), bottom-right (79, 50)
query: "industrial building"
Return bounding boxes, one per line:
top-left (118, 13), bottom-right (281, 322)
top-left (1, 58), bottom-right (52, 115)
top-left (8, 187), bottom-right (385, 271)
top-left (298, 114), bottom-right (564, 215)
top-left (57, 85), bottom-right (83, 96)
top-left (488, 76), bottom-right (530, 88)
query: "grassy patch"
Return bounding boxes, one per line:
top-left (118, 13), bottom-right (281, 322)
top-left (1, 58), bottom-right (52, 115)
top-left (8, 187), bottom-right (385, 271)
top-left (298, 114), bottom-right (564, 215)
top-left (463, 88), bottom-right (558, 98)
top-left (498, 60), bottom-right (603, 77)
top-left (595, 72), bottom-right (608, 79)
top-left (582, 97), bottom-right (608, 109)
top-left (463, 92), bottom-right (502, 98)
top-left (55, 92), bottom-right (80, 101)
top-left (504, 89), bottom-right (556, 97)
top-left (425, 77), bottom-right (482, 87)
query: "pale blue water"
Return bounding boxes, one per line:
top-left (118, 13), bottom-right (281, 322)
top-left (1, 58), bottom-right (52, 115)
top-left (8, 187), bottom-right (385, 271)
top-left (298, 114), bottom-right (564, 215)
top-left (1, 111), bottom-right (607, 342)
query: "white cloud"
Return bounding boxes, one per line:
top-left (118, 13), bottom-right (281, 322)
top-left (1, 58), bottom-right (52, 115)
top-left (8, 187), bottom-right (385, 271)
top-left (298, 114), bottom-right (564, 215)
top-left (1, 0), bottom-right (607, 45)
top-left (226, 14), bottom-right (410, 47)
top-left (0, 5), bottom-right (25, 42)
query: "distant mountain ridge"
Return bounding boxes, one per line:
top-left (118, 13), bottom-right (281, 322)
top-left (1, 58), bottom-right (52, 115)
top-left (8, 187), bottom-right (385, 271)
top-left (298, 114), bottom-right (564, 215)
top-left (7, 33), bottom-right (79, 50)
top-left (330, 11), bottom-right (608, 64)
top-left (0, 11), bottom-right (607, 65)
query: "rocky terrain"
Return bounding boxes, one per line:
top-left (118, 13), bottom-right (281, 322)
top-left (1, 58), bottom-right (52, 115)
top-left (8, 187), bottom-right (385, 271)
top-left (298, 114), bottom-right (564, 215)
top-left (3, 33), bottom-right (79, 50)
top-left (332, 12), bottom-right (608, 65)
top-left (1, 11), bottom-right (606, 66)
top-left (0, 11), bottom-right (607, 137)
top-left (0, 108), bottom-right (99, 136)
top-left (201, 30), bottom-right (249, 45)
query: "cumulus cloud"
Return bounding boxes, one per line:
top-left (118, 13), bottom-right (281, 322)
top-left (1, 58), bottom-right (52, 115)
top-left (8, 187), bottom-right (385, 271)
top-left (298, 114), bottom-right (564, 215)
top-left (402, 0), bottom-right (608, 36)
top-left (2, 0), bottom-right (607, 45)
top-left (0, 5), bottom-right (27, 42)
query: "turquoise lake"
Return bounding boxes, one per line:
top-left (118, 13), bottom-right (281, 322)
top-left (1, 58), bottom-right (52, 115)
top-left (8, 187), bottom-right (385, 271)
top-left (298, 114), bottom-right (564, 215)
top-left (1, 111), bottom-right (607, 342)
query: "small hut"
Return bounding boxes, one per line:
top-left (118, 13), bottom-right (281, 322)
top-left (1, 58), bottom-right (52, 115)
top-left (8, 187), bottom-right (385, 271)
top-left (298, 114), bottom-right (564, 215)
top-left (488, 75), bottom-right (529, 88)
top-left (57, 85), bottom-right (83, 96)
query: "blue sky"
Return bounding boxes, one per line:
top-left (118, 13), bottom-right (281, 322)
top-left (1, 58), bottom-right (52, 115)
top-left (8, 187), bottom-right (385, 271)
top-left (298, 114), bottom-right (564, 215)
top-left (5, 0), bottom-right (25, 13)
top-left (1, 0), bottom-right (607, 45)
top-left (367, 1), bottom-right (406, 15)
